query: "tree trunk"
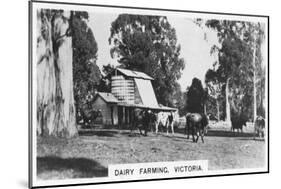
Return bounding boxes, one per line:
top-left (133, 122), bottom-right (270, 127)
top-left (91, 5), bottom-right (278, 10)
top-left (252, 38), bottom-right (257, 122)
top-left (225, 78), bottom-right (231, 126)
top-left (36, 10), bottom-right (77, 137)
top-left (216, 99), bottom-right (220, 121)
top-left (204, 103), bottom-right (207, 115)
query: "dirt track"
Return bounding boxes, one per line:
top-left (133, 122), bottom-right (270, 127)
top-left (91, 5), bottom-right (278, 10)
top-left (37, 123), bottom-right (266, 180)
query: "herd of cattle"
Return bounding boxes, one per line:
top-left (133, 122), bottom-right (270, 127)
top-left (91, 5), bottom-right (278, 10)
top-left (77, 106), bottom-right (266, 143)
top-left (130, 108), bottom-right (266, 143)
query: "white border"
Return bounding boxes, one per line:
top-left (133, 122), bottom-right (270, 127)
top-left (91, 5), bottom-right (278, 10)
top-left (31, 1), bottom-right (269, 188)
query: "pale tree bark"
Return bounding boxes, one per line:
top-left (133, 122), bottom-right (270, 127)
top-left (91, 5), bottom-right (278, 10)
top-left (252, 35), bottom-right (257, 122)
top-left (36, 10), bottom-right (77, 137)
top-left (216, 99), bottom-right (220, 121)
top-left (225, 78), bottom-right (231, 126)
top-left (204, 103), bottom-right (207, 115)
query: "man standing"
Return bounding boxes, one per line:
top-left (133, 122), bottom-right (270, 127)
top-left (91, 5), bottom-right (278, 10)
top-left (167, 112), bottom-right (174, 135)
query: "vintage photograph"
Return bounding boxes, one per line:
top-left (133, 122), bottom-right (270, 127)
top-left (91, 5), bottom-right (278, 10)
top-left (30, 1), bottom-right (269, 188)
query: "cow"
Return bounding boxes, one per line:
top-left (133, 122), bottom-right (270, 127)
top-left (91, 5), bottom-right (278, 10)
top-left (77, 104), bottom-right (101, 126)
top-left (153, 111), bottom-right (175, 135)
top-left (230, 114), bottom-right (248, 133)
top-left (185, 113), bottom-right (209, 143)
top-left (149, 112), bottom-right (159, 132)
top-left (153, 112), bottom-right (167, 134)
top-left (254, 116), bottom-right (265, 139)
top-left (166, 112), bottom-right (175, 135)
top-left (131, 108), bottom-right (150, 136)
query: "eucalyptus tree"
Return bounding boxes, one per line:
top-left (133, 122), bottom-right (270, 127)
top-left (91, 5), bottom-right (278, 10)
top-left (200, 19), bottom-right (265, 124)
top-left (109, 14), bottom-right (185, 106)
top-left (36, 10), bottom-right (101, 137)
top-left (37, 10), bottom-right (77, 137)
top-left (71, 11), bottom-right (101, 123)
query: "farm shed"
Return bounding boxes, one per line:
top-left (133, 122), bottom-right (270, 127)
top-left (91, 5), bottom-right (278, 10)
top-left (112, 68), bottom-right (159, 109)
top-left (92, 92), bottom-right (118, 125)
top-left (92, 68), bottom-right (177, 126)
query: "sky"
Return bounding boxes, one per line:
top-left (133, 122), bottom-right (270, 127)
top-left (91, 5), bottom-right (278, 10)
top-left (88, 11), bottom-right (219, 91)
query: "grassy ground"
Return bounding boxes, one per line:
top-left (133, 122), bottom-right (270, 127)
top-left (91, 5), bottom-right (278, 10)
top-left (37, 122), bottom-right (265, 180)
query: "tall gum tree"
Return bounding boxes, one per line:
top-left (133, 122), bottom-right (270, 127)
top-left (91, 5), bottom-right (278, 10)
top-left (36, 10), bottom-right (77, 137)
top-left (199, 19), bottom-right (265, 124)
top-left (244, 23), bottom-right (265, 120)
top-left (109, 14), bottom-right (185, 106)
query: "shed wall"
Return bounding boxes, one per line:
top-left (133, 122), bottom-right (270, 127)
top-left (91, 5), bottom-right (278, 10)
top-left (92, 96), bottom-right (118, 125)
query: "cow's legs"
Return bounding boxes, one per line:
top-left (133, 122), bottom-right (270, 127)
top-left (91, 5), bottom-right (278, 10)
top-left (137, 123), bottom-right (144, 136)
top-left (192, 123), bottom-right (196, 142)
top-left (200, 129), bottom-right (205, 143)
top-left (144, 123), bottom-right (148, 136)
top-left (186, 126), bottom-right (189, 139)
top-left (138, 126), bottom-right (143, 135)
top-left (259, 129), bottom-right (263, 138)
top-left (185, 121), bottom-right (187, 138)
top-left (195, 129), bottom-right (199, 143)
top-left (130, 122), bottom-right (138, 136)
top-left (166, 121), bottom-right (169, 135)
top-left (166, 122), bottom-right (174, 135)
top-left (155, 122), bottom-right (158, 134)
top-left (186, 122), bottom-right (191, 140)
top-left (188, 123), bottom-right (192, 140)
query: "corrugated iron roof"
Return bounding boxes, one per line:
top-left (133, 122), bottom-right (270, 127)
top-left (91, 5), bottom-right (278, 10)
top-left (117, 102), bottom-right (177, 111)
top-left (97, 92), bottom-right (119, 103)
top-left (117, 68), bottom-right (154, 80)
top-left (134, 78), bottom-right (159, 109)
top-left (158, 104), bottom-right (178, 111)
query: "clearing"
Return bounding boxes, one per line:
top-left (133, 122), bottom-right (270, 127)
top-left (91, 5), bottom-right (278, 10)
top-left (37, 122), bottom-right (266, 180)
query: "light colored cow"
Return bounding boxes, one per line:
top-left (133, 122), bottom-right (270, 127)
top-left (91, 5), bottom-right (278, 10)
top-left (154, 112), bottom-right (175, 135)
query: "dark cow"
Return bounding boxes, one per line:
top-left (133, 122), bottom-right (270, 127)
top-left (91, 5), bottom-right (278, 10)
top-left (254, 116), bottom-right (265, 139)
top-left (185, 113), bottom-right (209, 143)
top-left (131, 108), bottom-right (150, 136)
top-left (149, 112), bottom-right (160, 132)
top-left (231, 115), bottom-right (248, 133)
top-left (78, 104), bottom-right (101, 126)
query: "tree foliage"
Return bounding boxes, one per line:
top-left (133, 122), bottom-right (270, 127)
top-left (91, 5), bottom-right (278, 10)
top-left (201, 19), bottom-right (266, 120)
top-left (205, 68), bottom-right (223, 120)
top-left (71, 11), bottom-right (102, 123)
top-left (185, 78), bottom-right (207, 113)
top-left (109, 14), bottom-right (185, 106)
top-left (97, 64), bottom-right (116, 93)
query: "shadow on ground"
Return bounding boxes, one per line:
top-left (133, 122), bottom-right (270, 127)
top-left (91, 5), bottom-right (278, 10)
top-left (238, 137), bottom-right (265, 141)
top-left (78, 129), bottom-right (145, 138)
top-left (37, 156), bottom-right (108, 178)
top-left (78, 130), bottom-right (118, 137)
top-left (206, 130), bottom-right (254, 137)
